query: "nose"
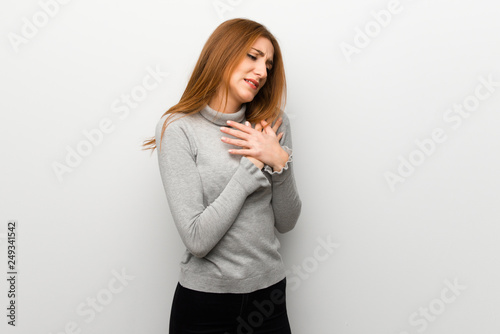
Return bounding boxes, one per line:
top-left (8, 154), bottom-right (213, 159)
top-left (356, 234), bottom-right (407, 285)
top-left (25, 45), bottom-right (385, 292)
top-left (254, 59), bottom-right (268, 80)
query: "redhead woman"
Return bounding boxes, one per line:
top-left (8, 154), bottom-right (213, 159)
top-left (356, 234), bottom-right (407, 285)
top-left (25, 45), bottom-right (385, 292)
top-left (143, 18), bottom-right (301, 334)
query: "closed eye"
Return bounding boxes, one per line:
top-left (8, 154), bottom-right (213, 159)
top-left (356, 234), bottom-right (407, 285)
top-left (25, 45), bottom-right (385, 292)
top-left (247, 53), bottom-right (272, 72)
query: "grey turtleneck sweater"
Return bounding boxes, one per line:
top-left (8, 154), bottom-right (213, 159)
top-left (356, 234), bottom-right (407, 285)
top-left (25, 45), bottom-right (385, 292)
top-left (155, 103), bottom-right (301, 293)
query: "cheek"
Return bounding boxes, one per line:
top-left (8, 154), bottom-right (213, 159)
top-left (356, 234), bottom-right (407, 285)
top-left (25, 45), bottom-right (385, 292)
top-left (229, 76), bottom-right (242, 90)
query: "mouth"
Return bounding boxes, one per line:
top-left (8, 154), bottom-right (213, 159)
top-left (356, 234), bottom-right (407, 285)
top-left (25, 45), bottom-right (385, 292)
top-left (244, 78), bottom-right (259, 89)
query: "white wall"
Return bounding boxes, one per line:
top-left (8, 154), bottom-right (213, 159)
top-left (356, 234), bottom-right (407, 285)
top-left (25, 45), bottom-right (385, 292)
top-left (2, 0), bottom-right (499, 333)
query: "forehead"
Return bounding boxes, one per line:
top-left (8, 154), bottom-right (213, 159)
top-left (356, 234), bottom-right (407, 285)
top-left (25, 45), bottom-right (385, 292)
top-left (251, 36), bottom-right (274, 59)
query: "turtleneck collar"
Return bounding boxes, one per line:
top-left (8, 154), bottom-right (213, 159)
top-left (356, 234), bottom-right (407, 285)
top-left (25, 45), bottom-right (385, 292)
top-left (199, 103), bottom-right (246, 126)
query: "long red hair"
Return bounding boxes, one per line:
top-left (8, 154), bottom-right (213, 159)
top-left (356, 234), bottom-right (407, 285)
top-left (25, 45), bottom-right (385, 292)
top-left (142, 18), bottom-right (287, 152)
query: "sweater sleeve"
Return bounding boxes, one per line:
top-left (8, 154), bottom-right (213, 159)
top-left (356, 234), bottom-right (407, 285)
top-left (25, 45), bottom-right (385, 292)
top-left (155, 116), bottom-right (270, 258)
top-left (262, 112), bottom-right (302, 233)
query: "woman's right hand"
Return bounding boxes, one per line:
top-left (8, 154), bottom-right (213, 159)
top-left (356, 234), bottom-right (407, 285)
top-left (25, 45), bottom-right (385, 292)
top-left (221, 117), bottom-right (284, 169)
top-left (243, 118), bottom-right (283, 169)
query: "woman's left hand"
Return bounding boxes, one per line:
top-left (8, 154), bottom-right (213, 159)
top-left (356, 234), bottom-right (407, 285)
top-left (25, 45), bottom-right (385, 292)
top-left (220, 117), bottom-right (289, 172)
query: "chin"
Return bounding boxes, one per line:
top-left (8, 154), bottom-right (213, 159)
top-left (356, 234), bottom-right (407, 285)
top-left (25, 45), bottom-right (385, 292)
top-left (239, 92), bottom-right (259, 103)
top-left (235, 96), bottom-right (253, 104)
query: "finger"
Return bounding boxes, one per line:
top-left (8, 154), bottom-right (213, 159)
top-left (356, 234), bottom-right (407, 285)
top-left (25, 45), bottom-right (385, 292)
top-left (225, 120), bottom-right (253, 134)
top-left (221, 137), bottom-right (248, 148)
top-left (254, 122), bottom-right (263, 132)
top-left (263, 117), bottom-right (282, 133)
top-left (228, 148), bottom-right (252, 155)
top-left (220, 126), bottom-right (250, 140)
top-left (272, 117), bottom-right (283, 133)
top-left (261, 120), bottom-right (271, 132)
top-left (277, 132), bottom-right (284, 141)
top-left (261, 120), bottom-right (276, 136)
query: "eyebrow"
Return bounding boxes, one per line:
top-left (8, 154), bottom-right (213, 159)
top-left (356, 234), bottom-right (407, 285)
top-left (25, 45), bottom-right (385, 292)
top-left (251, 48), bottom-right (274, 67)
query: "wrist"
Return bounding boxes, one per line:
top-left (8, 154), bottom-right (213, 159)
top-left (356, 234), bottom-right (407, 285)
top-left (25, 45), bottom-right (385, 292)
top-left (270, 148), bottom-right (289, 172)
top-left (247, 156), bottom-right (264, 170)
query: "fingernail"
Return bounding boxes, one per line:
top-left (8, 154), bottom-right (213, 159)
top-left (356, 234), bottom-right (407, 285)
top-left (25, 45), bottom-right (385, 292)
top-left (226, 120), bottom-right (231, 124)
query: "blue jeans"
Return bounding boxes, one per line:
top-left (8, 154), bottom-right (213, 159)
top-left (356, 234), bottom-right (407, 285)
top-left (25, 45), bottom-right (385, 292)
top-left (169, 278), bottom-right (292, 334)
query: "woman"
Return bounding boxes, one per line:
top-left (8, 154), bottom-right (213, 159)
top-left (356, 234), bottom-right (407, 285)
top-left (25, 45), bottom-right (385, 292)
top-left (143, 18), bottom-right (302, 333)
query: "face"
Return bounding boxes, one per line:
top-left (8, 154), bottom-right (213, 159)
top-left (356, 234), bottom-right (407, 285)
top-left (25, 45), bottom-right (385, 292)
top-left (225, 36), bottom-right (274, 108)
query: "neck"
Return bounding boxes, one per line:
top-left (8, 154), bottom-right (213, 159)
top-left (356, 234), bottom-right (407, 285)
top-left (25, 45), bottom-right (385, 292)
top-left (208, 92), bottom-right (242, 114)
top-left (199, 103), bottom-right (246, 126)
